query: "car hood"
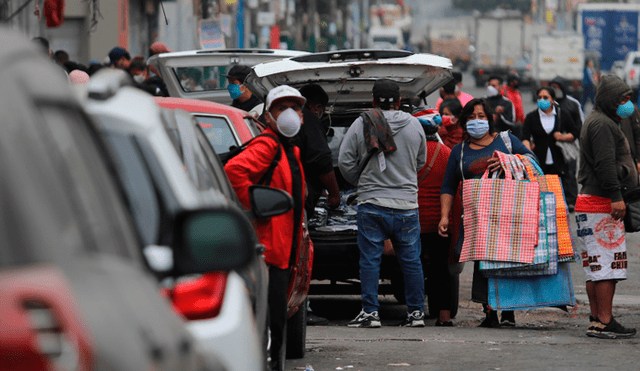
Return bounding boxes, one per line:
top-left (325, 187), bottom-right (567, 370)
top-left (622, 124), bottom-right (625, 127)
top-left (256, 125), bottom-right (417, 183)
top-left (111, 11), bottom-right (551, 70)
top-left (244, 49), bottom-right (453, 109)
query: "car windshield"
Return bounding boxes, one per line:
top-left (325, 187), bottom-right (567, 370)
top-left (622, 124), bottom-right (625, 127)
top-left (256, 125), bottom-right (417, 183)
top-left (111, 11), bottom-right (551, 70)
top-left (195, 115), bottom-right (240, 156)
top-left (174, 66), bottom-right (232, 93)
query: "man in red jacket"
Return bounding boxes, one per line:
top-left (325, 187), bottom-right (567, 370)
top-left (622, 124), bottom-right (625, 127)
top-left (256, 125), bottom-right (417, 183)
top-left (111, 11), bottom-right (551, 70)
top-left (225, 85), bottom-right (306, 371)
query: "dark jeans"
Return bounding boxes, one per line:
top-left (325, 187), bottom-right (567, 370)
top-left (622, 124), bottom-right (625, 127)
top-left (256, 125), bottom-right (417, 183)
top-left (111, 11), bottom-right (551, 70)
top-left (357, 203), bottom-right (424, 313)
top-left (422, 232), bottom-right (453, 312)
top-left (268, 265), bottom-right (290, 370)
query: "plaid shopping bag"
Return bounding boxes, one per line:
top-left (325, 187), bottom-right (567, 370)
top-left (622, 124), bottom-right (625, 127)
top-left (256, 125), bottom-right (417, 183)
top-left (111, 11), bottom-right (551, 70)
top-left (481, 192), bottom-right (559, 277)
top-left (460, 151), bottom-right (540, 263)
top-left (517, 155), bottom-right (578, 261)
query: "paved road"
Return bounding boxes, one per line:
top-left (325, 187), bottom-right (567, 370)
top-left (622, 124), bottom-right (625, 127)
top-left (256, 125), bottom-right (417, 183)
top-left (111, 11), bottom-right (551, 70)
top-left (287, 76), bottom-right (640, 370)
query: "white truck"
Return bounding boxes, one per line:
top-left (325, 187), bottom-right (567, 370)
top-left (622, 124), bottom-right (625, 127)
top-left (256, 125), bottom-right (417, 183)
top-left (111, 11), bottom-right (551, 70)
top-left (367, 26), bottom-right (405, 49)
top-left (532, 32), bottom-right (584, 100)
top-left (471, 12), bottom-right (526, 87)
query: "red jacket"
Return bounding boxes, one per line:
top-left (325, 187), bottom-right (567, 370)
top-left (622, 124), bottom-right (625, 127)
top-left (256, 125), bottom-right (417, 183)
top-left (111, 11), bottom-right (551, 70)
top-left (503, 86), bottom-right (525, 124)
top-left (224, 127), bottom-right (306, 269)
top-left (417, 141), bottom-right (451, 233)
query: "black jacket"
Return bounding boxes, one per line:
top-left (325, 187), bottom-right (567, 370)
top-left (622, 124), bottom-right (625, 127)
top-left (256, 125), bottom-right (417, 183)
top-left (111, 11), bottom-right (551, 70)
top-left (522, 105), bottom-right (579, 174)
top-left (551, 76), bottom-right (584, 131)
top-left (485, 94), bottom-right (515, 133)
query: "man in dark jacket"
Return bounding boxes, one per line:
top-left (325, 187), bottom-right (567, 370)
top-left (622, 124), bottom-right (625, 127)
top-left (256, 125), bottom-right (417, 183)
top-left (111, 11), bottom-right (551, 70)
top-left (485, 75), bottom-right (516, 134)
top-left (551, 76), bottom-right (585, 210)
top-left (576, 75), bottom-right (637, 340)
top-left (224, 64), bottom-right (264, 117)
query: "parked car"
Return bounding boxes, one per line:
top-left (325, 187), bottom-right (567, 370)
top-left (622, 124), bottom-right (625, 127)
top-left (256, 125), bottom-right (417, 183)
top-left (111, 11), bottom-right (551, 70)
top-left (154, 96), bottom-right (313, 361)
top-left (622, 51), bottom-right (640, 92)
top-left (83, 69), bottom-right (293, 371)
top-left (244, 49), bottom-right (454, 310)
top-left (147, 49), bottom-right (309, 105)
top-left (0, 28), bottom-right (236, 371)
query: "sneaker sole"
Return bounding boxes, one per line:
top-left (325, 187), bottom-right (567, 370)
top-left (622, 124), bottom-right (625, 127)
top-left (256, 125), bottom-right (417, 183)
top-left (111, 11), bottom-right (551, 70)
top-left (400, 320), bottom-right (425, 327)
top-left (501, 321), bottom-right (516, 327)
top-left (348, 321), bottom-right (381, 328)
top-left (587, 331), bottom-right (636, 339)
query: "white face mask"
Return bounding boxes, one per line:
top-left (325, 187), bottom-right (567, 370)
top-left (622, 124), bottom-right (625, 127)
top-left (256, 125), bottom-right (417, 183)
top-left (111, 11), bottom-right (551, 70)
top-left (269, 108), bottom-right (301, 138)
top-left (133, 74), bottom-right (145, 84)
top-left (487, 85), bottom-right (499, 96)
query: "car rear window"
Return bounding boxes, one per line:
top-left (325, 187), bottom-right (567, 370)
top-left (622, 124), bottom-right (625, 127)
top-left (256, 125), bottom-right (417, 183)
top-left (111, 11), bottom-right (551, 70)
top-left (173, 66), bottom-right (230, 93)
top-left (195, 115), bottom-right (239, 156)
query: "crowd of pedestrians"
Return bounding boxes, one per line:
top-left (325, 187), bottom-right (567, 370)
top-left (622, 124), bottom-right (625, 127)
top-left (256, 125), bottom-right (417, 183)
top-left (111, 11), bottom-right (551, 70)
top-left (32, 33), bottom-right (639, 345)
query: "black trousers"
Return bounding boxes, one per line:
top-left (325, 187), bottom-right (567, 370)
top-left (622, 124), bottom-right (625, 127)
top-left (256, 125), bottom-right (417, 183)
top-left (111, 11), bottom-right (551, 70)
top-left (268, 265), bottom-right (291, 370)
top-left (422, 232), bottom-right (453, 312)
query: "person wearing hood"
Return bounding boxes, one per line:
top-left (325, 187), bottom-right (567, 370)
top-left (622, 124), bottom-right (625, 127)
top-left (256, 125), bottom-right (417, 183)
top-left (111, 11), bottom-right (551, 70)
top-left (550, 76), bottom-right (585, 210)
top-left (485, 75), bottom-right (516, 134)
top-left (339, 79), bottom-right (427, 328)
top-left (575, 74), bottom-right (637, 340)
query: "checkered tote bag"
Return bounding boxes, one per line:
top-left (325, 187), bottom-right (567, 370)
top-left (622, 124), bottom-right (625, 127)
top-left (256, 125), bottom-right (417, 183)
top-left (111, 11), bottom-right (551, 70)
top-left (516, 154), bottom-right (578, 261)
top-left (460, 151), bottom-right (540, 263)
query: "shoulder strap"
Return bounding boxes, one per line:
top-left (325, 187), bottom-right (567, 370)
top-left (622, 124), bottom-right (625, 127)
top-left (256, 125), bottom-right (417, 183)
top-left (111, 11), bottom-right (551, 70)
top-left (500, 131), bottom-right (512, 154)
top-left (459, 141), bottom-right (466, 181)
top-left (256, 133), bottom-right (283, 186)
top-left (418, 142), bottom-right (442, 183)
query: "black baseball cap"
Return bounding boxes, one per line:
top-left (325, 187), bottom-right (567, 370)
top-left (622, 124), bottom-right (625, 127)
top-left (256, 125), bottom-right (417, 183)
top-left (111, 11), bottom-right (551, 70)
top-left (223, 64), bottom-right (252, 83)
top-left (372, 79), bottom-right (400, 100)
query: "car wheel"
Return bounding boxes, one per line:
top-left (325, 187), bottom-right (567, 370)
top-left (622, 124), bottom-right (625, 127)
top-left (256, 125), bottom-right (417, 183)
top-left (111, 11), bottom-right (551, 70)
top-left (285, 300), bottom-right (306, 359)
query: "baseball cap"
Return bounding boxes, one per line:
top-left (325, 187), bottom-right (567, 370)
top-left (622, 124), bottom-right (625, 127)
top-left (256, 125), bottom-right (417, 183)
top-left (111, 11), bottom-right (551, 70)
top-left (372, 79), bottom-right (400, 102)
top-left (150, 42), bottom-right (171, 55)
top-left (266, 85), bottom-right (307, 111)
top-left (223, 65), bottom-right (252, 83)
top-left (108, 47), bottom-right (130, 65)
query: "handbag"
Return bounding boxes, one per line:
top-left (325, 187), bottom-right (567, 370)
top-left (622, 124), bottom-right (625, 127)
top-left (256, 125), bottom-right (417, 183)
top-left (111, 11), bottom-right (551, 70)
top-left (555, 140), bottom-right (579, 162)
top-left (554, 106), bottom-right (580, 162)
top-left (481, 192), bottom-right (559, 277)
top-left (459, 151), bottom-right (540, 263)
top-left (622, 186), bottom-right (640, 233)
top-left (517, 155), bottom-right (578, 261)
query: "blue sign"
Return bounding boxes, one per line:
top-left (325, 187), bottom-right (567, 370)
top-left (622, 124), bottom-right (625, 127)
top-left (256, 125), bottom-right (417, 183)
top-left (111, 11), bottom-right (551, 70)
top-left (582, 10), bottom-right (638, 71)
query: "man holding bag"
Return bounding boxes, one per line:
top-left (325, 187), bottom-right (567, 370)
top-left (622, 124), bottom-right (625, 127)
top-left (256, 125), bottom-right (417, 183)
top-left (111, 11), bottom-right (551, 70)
top-left (576, 74), bottom-right (637, 339)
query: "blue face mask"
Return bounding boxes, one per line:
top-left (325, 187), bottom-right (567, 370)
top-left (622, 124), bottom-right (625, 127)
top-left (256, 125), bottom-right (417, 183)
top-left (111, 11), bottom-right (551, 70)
top-left (537, 99), bottom-right (551, 111)
top-left (617, 100), bottom-right (635, 119)
top-left (227, 83), bottom-right (242, 99)
top-left (466, 119), bottom-right (490, 139)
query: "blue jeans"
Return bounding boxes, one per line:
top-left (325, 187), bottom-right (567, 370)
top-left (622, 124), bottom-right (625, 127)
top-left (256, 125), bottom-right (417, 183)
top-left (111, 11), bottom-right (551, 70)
top-left (357, 203), bottom-right (424, 313)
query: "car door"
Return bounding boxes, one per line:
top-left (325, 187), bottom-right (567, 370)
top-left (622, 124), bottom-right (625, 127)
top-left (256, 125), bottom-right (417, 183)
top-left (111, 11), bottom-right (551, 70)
top-left (148, 49), bottom-right (309, 104)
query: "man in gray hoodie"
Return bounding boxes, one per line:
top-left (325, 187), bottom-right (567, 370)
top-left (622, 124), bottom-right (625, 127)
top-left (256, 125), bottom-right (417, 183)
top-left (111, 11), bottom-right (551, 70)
top-left (339, 79), bottom-right (427, 328)
top-left (576, 74), bottom-right (637, 339)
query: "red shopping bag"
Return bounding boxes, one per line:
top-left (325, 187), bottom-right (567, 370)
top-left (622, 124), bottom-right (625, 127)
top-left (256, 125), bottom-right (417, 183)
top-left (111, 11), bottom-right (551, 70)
top-left (460, 151), bottom-right (540, 263)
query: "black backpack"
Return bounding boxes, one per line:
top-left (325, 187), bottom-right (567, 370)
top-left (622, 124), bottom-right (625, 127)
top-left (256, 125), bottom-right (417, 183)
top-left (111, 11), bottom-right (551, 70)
top-left (221, 133), bottom-right (282, 186)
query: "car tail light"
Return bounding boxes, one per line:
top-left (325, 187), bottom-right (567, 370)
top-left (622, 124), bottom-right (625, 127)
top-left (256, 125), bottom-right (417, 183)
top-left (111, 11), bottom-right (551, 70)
top-left (169, 272), bottom-right (228, 321)
top-left (631, 69), bottom-right (636, 82)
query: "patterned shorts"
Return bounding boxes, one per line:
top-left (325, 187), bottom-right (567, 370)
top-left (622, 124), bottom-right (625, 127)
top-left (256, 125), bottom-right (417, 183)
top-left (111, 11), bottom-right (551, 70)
top-left (575, 211), bottom-right (627, 282)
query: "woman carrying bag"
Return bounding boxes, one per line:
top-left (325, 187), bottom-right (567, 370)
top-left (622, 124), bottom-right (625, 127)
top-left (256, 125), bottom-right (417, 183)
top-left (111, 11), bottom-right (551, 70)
top-left (521, 87), bottom-right (579, 209)
top-left (438, 98), bottom-right (537, 328)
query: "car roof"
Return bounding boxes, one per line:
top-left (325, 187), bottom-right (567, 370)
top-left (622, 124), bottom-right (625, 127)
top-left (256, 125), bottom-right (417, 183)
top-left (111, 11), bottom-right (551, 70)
top-left (245, 49), bottom-right (453, 109)
top-left (154, 96), bottom-right (251, 117)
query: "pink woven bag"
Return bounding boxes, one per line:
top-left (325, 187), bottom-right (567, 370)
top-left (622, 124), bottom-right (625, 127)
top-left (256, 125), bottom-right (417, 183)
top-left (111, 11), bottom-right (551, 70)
top-left (460, 151), bottom-right (540, 263)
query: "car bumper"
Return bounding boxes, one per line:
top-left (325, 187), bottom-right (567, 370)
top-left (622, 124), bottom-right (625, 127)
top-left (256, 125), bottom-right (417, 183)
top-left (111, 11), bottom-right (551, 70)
top-left (187, 271), bottom-right (263, 371)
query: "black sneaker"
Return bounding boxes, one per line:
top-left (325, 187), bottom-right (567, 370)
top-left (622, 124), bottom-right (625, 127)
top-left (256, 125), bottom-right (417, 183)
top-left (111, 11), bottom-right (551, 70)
top-left (589, 318), bottom-right (636, 339)
top-left (586, 315), bottom-right (604, 337)
top-left (435, 320), bottom-right (453, 327)
top-left (478, 311), bottom-right (500, 328)
top-left (500, 311), bottom-right (516, 327)
top-left (348, 309), bottom-right (381, 328)
top-left (400, 310), bottom-right (425, 327)
top-left (307, 313), bottom-right (329, 326)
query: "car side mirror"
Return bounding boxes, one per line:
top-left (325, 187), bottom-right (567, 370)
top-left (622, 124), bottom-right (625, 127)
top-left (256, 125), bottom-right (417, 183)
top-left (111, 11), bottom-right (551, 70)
top-left (249, 185), bottom-right (294, 219)
top-left (172, 206), bottom-right (256, 275)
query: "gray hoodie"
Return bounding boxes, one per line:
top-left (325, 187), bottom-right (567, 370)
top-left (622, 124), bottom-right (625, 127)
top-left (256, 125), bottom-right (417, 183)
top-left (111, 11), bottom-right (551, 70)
top-left (338, 110), bottom-right (427, 204)
top-left (578, 74), bottom-right (638, 202)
